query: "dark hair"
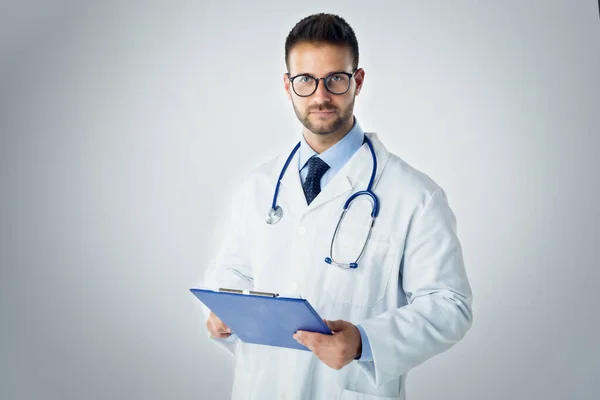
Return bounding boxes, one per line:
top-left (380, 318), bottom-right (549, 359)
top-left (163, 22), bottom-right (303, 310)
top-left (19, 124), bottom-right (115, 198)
top-left (285, 13), bottom-right (359, 71)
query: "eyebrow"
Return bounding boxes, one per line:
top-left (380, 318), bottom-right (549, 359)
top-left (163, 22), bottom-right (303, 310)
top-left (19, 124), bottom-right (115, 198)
top-left (290, 70), bottom-right (347, 77)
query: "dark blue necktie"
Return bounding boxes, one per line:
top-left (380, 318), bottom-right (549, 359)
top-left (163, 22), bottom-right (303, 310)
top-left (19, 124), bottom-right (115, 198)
top-left (302, 156), bottom-right (330, 205)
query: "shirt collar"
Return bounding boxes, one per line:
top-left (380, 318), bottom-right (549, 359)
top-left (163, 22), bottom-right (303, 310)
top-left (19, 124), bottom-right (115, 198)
top-left (298, 116), bottom-right (365, 174)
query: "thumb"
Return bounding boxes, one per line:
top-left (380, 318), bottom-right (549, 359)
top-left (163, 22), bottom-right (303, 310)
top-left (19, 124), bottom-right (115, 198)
top-left (325, 319), bottom-right (348, 332)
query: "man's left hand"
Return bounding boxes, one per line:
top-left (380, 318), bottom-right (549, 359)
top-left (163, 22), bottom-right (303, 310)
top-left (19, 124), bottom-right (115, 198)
top-left (293, 319), bottom-right (362, 370)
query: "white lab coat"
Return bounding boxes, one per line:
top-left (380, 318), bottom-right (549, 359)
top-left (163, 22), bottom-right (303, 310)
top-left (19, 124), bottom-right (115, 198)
top-left (199, 132), bottom-right (473, 400)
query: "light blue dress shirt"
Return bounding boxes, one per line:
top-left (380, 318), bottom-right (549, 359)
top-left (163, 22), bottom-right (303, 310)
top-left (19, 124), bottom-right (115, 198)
top-left (298, 116), bottom-right (364, 189)
top-left (297, 116), bottom-right (373, 362)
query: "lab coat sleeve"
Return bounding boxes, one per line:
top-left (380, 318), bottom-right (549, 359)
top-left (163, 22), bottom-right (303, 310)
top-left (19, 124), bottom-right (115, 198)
top-left (196, 177), bottom-right (255, 357)
top-left (356, 187), bottom-right (473, 387)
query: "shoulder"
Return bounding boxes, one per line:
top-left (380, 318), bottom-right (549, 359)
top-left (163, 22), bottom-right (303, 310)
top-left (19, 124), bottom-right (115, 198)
top-left (232, 151), bottom-right (287, 198)
top-left (376, 151), bottom-right (458, 231)
top-left (380, 151), bottom-right (446, 202)
top-left (243, 153), bottom-right (284, 184)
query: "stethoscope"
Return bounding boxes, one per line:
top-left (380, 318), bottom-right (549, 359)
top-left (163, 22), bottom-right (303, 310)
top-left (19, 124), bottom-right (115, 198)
top-left (265, 135), bottom-right (379, 269)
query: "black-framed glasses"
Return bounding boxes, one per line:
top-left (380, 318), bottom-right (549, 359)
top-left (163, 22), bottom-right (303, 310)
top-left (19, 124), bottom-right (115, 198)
top-left (286, 70), bottom-right (357, 97)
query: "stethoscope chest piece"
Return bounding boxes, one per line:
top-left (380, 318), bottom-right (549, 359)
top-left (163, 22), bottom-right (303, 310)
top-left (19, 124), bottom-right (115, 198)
top-left (265, 206), bottom-right (283, 224)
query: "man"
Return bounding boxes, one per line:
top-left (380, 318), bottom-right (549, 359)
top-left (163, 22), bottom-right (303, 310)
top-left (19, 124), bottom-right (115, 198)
top-left (201, 13), bottom-right (473, 400)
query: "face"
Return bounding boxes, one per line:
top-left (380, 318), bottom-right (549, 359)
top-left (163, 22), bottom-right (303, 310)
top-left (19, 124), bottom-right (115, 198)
top-left (284, 42), bottom-right (364, 136)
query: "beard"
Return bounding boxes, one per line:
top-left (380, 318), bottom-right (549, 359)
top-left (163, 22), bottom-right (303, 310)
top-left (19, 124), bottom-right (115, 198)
top-left (292, 97), bottom-right (355, 135)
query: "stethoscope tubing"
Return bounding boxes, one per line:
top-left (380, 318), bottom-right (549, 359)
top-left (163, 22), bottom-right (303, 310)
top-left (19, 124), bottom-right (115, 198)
top-left (267, 135), bottom-right (379, 269)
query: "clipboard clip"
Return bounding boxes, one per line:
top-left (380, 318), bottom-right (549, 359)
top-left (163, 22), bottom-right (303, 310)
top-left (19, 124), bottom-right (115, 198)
top-left (218, 288), bottom-right (279, 297)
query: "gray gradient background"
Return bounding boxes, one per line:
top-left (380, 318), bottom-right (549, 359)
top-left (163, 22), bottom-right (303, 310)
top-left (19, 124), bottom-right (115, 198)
top-left (1, 1), bottom-right (599, 399)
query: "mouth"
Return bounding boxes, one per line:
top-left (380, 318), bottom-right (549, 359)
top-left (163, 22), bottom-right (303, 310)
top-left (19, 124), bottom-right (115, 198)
top-left (310, 110), bottom-right (336, 117)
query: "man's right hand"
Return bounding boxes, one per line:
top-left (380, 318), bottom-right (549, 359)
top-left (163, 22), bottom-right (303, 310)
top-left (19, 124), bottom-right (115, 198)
top-left (206, 311), bottom-right (232, 339)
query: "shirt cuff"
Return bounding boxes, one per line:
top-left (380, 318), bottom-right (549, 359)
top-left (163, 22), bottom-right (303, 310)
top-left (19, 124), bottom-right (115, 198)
top-left (355, 324), bottom-right (373, 362)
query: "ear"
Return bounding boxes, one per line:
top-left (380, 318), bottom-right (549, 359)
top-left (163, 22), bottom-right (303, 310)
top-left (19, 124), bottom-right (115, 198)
top-left (353, 68), bottom-right (365, 96)
top-left (283, 73), bottom-right (292, 100)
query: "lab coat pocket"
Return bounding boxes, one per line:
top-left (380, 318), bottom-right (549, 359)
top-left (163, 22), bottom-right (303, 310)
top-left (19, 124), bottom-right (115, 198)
top-left (339, 388), bottom-right (400, 400)
top-left (322, 228), bottom-right (400, 308)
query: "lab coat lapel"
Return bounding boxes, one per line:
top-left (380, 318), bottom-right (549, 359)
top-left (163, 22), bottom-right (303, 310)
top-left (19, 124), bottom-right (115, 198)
top-left (277, 154), bottom-right (352, 220)
top-left (304, 172), bottom-right (352, 214)
top-left (277, 149), bottom-right (309, 219)
top-left (305, 132), bottom-right (390, 215)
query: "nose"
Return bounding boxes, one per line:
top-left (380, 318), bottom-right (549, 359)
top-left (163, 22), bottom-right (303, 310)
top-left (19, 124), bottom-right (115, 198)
top-left (310, 78), bottom-right (332, 105)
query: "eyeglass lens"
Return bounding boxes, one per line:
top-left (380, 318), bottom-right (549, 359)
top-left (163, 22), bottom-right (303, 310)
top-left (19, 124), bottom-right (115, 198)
top-left (292, 73), bottom-right (350, 96)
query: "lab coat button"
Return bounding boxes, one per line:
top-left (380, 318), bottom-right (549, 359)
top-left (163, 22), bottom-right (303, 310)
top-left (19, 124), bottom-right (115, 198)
top-left (297, 226), bottom-right (306, 235)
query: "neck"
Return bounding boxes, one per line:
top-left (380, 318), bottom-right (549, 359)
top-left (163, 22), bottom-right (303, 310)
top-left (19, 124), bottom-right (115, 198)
top-left (303, 117), bottom-right (354, 154)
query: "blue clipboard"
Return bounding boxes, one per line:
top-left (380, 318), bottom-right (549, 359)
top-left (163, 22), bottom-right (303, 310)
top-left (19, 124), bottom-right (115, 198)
top-left (190, 288), bottom-right (332, 351)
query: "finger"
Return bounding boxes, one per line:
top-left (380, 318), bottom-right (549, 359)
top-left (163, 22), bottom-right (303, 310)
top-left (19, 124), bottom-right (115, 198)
top-left (209, 323), bottom-right (230, 338)
top-left (212, 331), bottom-right (232, 339)
top-left (207, 318), bottom-right (230, 337)
top-left (213, 328), bottom-right (232, 337)
top-left (293, 330), bottom-right (313, 351)
top-left (294, 330), bottom-right (328, 352)
top-left (325, 319), bottom-right (348, 332)
top-left (210, 315), bottom-right (231, 333)
top-left (218, 325), bottom-right (232, 333)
